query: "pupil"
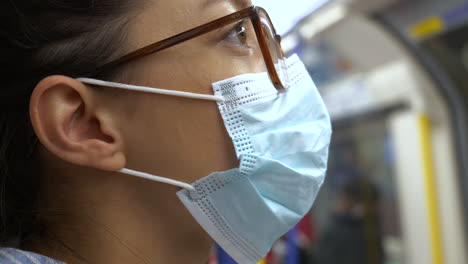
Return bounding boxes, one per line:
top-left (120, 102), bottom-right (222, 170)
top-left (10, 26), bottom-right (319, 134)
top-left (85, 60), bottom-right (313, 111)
top-left (238, 24), bottom-right (247, 43)
top-left (239, 26), bottom-right (246, 36)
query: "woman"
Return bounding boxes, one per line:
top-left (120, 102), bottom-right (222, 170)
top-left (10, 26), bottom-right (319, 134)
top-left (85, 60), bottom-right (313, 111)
top-left (0, 0), bottom-right (331, 263)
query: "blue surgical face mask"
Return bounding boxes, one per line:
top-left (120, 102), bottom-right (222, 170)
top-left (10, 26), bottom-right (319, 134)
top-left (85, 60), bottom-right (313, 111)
top-left (77, 54), bottom-right (331, 264)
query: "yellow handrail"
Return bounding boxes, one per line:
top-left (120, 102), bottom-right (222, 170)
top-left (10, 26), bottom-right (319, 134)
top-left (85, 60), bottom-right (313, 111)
top-left (419, 114), bottom-right (444, 264)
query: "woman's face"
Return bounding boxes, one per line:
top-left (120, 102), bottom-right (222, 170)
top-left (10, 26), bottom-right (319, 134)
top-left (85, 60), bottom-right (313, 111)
top-left (114, 0), bottom-right (260, 184)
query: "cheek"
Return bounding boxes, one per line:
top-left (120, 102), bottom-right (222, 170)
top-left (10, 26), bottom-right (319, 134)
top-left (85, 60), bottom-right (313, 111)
top-left (198, 46), bottom-right (267, 82)
top-left (123, 94), bottom-right (238, 184)
top-left (119, 43), bottom-right (265, 183)
top-left (140, 44), bottom-right (266, 94)
top-left (201, 54), bottom-right (266, 83)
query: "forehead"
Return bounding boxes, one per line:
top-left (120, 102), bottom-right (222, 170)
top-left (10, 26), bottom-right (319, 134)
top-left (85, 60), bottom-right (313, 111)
top-left (127, 0), bottom-right (252, 51)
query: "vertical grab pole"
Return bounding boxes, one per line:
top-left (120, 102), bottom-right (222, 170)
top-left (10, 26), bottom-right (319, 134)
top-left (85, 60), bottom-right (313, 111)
top-left (419, 114), bottom-right (444, 264)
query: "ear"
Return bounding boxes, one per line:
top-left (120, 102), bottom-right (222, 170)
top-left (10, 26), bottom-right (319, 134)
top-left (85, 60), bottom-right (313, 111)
top-left (30, 75), bottom-right (126, 171)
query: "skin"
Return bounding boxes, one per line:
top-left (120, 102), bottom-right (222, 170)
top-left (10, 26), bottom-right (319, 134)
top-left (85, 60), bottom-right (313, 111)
top-left (24, 0), bottom-right (264, 263)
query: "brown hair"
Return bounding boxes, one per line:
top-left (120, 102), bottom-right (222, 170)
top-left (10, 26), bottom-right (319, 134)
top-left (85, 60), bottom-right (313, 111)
top-left (0, 0), bottom-right (139, 244)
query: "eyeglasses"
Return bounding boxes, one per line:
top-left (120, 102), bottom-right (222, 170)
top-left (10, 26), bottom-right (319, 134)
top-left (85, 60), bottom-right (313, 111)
top-left (93, 6), bottom-right (289, 91)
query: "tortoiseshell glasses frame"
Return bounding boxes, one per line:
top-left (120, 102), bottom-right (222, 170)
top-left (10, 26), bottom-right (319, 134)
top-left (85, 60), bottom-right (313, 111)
top-left (92, 6), bottom-right (288, 91)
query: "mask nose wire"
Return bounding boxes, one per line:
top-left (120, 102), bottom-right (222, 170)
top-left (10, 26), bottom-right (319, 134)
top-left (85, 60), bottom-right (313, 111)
top-left (76, 78), bottom-right (225, 102)
top-left (119, 168), bottom-right (196, 191)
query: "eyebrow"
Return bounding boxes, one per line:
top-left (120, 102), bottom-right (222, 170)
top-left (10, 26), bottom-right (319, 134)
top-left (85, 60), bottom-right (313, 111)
top-left (201, 0), bottom-right (250, 9)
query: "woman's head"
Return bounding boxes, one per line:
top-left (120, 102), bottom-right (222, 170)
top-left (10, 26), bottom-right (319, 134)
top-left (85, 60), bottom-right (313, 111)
top-left (0, 0), bottom-right (141, 244)
top-left (1, 0), bottom-right (254, 249)
top-left (0, 2), bottom-right (333, 263)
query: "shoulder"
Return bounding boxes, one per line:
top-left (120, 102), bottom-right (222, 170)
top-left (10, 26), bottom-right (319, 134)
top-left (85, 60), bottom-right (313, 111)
top-left (0, 248), bottom-right (65, 264)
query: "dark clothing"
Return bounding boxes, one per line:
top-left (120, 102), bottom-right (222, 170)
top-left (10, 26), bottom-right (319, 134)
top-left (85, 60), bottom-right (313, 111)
top-left (316, 214), bottom-right (369, 264)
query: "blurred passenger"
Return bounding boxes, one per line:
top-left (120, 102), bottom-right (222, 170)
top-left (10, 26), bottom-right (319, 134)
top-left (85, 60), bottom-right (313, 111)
top-left (316, 178), bottom-right (384, 264)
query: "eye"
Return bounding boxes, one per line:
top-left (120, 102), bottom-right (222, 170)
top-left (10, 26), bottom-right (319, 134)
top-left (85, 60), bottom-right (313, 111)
top-left (223, 20), bottom-right (250, 48)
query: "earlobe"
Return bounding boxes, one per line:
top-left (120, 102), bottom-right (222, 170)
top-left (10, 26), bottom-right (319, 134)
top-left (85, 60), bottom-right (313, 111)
top-left (30, 75), bottom-right (126, 172)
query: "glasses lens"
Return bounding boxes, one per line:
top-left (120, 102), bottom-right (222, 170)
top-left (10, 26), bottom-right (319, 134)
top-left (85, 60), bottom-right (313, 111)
top-left (257, 7), bottom-right (289, 89)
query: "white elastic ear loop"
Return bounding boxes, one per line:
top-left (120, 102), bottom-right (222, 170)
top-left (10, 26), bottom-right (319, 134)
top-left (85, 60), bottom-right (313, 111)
top-left (77, 78), bottom-right (225, 102)
top-left (118, 168), bottom-right (196, 191)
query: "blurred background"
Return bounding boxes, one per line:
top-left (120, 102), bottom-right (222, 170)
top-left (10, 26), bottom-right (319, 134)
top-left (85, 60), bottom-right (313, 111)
top-left (213, 0), bottom-right (468, 263)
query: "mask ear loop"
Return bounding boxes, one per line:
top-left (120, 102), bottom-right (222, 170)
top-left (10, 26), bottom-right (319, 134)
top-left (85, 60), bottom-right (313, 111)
top-left (76, 78), bottom-right (225, 102)
top-left (119, 168), bottom-right (195, 191)
top-left (76, 78), bottom-right (224, 192)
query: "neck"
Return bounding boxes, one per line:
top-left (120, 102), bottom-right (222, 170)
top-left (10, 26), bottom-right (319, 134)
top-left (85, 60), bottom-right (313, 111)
top-left (23, 170), bottom-right (212, 264)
